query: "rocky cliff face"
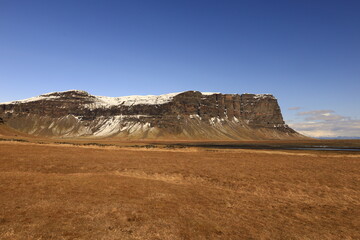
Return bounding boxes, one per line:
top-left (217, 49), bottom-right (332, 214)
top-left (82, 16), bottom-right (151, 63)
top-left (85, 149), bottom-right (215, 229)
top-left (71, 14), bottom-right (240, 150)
top-left (0, 90), bottom-right (301, 140)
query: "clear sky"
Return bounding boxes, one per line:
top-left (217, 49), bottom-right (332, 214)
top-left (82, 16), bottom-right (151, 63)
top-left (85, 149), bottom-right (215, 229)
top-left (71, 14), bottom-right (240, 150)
top-left (1, 0), bottom-right (359, 137)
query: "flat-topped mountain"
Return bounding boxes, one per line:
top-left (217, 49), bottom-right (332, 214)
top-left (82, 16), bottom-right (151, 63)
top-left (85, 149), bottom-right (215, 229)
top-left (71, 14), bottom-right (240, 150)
top-left (0, 90), bottom-right (302, 140)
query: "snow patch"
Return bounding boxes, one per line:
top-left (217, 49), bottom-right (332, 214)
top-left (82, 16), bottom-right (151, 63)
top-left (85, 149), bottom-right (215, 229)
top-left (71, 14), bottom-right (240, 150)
top-left (41, 90), bottom-right (89, 96)
top-left (92, 115), bottom-right (153, 136)
top-left (0, 95), bottom-right (60, 105)
top-left (253, 94), bottom-right (275, 99)
top-left (86, 91), bottom-right (221, 109)
top-left (92, 92), bottom-right (182, 107)
top-left (1, 90), bottom-right (223, 106)
top-left (209, 117), bottom-right (220, 125)
top-left (0, 90), bottom-right (88, 105)
top-left (189, 114), bottom-right (202, 120)
top-left (93, 116), bottom-right (122, 136)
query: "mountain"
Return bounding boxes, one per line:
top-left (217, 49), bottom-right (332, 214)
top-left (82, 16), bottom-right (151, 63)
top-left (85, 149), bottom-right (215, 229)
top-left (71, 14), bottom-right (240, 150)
top-left (0, 90), bottom-right (304, 140)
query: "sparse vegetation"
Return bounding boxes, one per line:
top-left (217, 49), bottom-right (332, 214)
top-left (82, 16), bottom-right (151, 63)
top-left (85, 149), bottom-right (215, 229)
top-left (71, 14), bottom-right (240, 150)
top-left (0, 140), bottom-right (359, 239)
top-left (0, 138), bottom-right (29, 142)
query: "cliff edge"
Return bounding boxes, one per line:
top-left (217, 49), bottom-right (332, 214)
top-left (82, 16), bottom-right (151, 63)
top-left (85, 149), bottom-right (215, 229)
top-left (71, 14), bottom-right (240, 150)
top-left (0, 90), bottom-right (303, 140)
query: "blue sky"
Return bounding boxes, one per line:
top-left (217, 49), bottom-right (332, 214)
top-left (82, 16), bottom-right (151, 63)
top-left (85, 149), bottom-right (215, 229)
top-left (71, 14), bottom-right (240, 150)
top-left (1, 0), bottom-right (359, 137)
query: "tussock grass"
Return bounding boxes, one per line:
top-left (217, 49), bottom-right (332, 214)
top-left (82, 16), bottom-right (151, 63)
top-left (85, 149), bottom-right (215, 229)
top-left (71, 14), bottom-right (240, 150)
top-left (0, 142), bottom-right (359, 239)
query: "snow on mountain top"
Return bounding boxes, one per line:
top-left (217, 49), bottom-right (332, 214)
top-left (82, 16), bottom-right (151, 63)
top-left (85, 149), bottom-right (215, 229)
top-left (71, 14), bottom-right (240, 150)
top-left (253, 94), bottom-right (275, 99)
top-left (93, 92), bottom-right (183, 107)
top-left (243, 93), bottom-right (275, 99)
top-left (0, 90), bottom-right (252, 106)
top-left (41, 90), bottom-right (90, 96)
top-left (0, 95), bottom-right (60, 105)
top-left (93, 91), bottom-right (220, 107)
top-left (0, 90), bottom-right (89, 104)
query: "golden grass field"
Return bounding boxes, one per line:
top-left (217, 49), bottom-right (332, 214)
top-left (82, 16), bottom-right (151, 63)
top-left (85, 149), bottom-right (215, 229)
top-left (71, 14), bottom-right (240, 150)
top-left (0, 136), bottom-right (359, 239)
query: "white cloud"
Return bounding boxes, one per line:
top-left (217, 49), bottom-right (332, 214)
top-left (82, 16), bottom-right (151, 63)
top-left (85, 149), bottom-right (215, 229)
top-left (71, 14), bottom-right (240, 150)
top-left (296, 110), bottom-right (347, 122)
top-left (288, 110), bottom-right (360, 138)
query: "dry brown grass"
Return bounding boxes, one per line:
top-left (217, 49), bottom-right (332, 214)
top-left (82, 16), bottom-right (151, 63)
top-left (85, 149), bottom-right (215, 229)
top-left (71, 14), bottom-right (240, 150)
top-left (0, 141), bottom-right (359, 239)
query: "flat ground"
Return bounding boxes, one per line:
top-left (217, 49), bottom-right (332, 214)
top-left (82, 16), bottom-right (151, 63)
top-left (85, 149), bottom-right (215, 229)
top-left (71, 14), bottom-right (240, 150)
top-left (0, 140), bottom-right (359, 239)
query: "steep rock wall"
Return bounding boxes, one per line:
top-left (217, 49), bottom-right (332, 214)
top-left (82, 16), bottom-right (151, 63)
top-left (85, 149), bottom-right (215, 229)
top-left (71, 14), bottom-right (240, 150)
top-left (0, 90), bottom-right (300, 139)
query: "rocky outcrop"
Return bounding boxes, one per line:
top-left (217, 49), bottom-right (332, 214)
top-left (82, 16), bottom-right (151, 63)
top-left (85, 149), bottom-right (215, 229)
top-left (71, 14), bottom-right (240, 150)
top-left (0, 90), bottom-right (302, 140)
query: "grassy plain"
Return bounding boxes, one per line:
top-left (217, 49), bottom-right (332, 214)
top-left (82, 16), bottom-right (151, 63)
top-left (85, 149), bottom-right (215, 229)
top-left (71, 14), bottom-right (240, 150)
top-left (0, 138), bottom-right (359, 239)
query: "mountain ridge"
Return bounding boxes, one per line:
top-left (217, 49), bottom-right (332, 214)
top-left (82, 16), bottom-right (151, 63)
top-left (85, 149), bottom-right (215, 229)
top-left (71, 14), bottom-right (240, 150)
top-left (0, 90), bottom-right (304, 140)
